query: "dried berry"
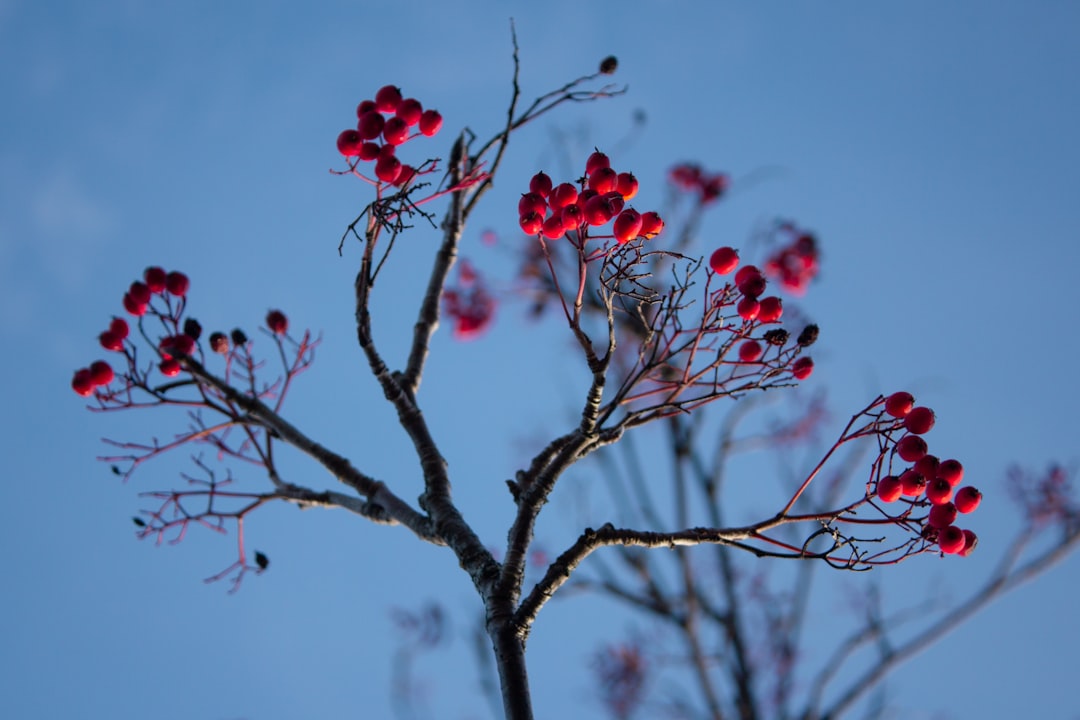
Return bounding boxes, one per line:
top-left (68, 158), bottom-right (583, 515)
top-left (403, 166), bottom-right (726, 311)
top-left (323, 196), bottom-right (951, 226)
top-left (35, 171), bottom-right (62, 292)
top-left (266, 310), bottom-right (288, 335)
top-left (797, 324), bottom-right (819, 347)
top-left (763, 329), bottom-right (789, 346)
top-left (209, 332), bottom-right (229, 354)
top-left (183, 318), bottom-right (202, 340)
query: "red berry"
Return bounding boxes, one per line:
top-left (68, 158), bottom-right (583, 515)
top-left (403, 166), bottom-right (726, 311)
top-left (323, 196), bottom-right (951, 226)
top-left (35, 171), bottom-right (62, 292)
top-left (876, 475), bottom-right (903, 503)
top-left (143, 267), bottom-right (167, 293)
top-left (549, 183), bottom-right (578, 209)
top-left (738, 340), bottom-right (763, 362)
top-left (791, 357), bottom-right (814, 380)
top-left (938, 526), bottom-right (966, 554)
top-left (758, 296), bottom-right (783, 323)
top-left (519, 211), bottom-right (543, 236)
top-left (928, 501), bottom-right (958, 528)
top-left (529, 172), bottom-right (553, 198)
top-left (110, 317), bottom-right (129, 339)
top-left (518, 193), bottom-right (547, 217)
top-left (165, 334), bottom-right (195, 356)
top-left (616, 172), bottom-right (638, 200)
top-left (738, 275), bottom-right (767, 299)
top-left (913, 455), bottom-right (940, 480)
top-left (588, 167), bottom-right (618, 194)
top-left (584, 194), bottom-right (616, 226)
top-left (128, 281), bottom-right (151, 305)
top-left (926, 477), bottom-right (953, 505)
top-left (266, 309), bottom-right (288, 335)
top-left (99, 330), bottom-right (123, 352)
top-left (175, 334), bottom-right (195, 356)
top-left (541, 215), bottom-right (566, 240)
top-left (736, 297), bottom-right (760, 321)
top-left (123, 293), bottom-right (147, 317)
top-left (900, 469), bottom-right (926, 497)
top-left (560, 204), bottom-right (584, 231)
top-left (602, 191), bottom-right (625, 216)
top-left (375, 154), bottom-right (402, 183)
top-left (396, 98), bottom-right (423, 126)
top-left (88, 360), bottom-right (114, 386)
top-left (418, 110), bottom-right (442, 136)
top-left (958, 529), bottom-right (978, 557)
top-left (165, 271), bottom-right (189, 297)
top-left (382, 116), bottom-right (409, 146)
top-left (709, 247), bottom-right (739, 275)
top-left (358, 142), bottom-right (380, 161)
top-left (639, 211), bottom-right (664, 239)
top-left (954, 486), bottom-right (982, 513)
top-left (159, 358), bottom-right (181, 377)
top-left (585, 150), bottom-right (610, 175)
top-left (336, 129), bottom-right (364, 157)
top-left (392, 165), bottom-right (417, 187)
top-left (904, 406), bottom-right (936, 435)
top-left (356, 100), bottom-right (377, 117)
top-left (357, 111), bottom-right (385, 140)
top-left (938, 459), bottom-right (964, 487)
top-left (884, 391), bottom-right (914, 418)
top-left (374, 85), bottom-right (402, 113)
top-left (72, 368), bottom-right (94, 397)
top-left (734, 265), bottom-right (762, 286)
top-left (612, 209), bottom-right (643, 244)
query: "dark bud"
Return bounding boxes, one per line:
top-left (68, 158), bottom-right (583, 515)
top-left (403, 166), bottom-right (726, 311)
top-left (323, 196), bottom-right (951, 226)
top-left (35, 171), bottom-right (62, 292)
top-left (183, 317), bottom-right (202, 341)
top-left (132, 517), bottom-right (146, 527)
top-left (230, 328), bottom-right (248, 346)
top-left (764, 329), bottom-right (789, 346)
top-left (254, 551), bottom-right (270, 570)
top-left (208, 332), bottom-right (229, 354)
top-left (599, 55), bottom-right (618, 74)
top-left (797, 324), bottom-right (819, 347)
top-left (111, 465), bottom-right (122, 476)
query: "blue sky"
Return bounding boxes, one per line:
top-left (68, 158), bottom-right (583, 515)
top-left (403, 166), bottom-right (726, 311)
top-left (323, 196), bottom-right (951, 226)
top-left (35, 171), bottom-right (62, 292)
top-left (3, 2), bottom-right (1080, 718)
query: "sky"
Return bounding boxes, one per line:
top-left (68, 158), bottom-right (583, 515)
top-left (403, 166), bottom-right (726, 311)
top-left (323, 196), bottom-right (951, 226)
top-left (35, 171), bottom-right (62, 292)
top-left (3, 1), bottom-right (1080, 719)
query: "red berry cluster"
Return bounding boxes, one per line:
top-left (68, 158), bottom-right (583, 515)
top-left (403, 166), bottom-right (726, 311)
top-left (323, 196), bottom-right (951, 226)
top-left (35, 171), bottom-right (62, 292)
top-left (335, 84), bottom-right (443, 185)
top-left (707, 245), bottom-right (813, 380)
top-left (72, 266), bottom-right (190, 393)
top-left (442, 260), bottom-right (495, 340)
top-left (668, 163), bottom-right (729, 204)
top-left (72, 267), bottom-right (292, 394)
top-left (518, 151), bottom-right (663, 244)
top-left (875, 391), bottom-right (981, 556)
top-left (764, 224), bottom-right (820, 295)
